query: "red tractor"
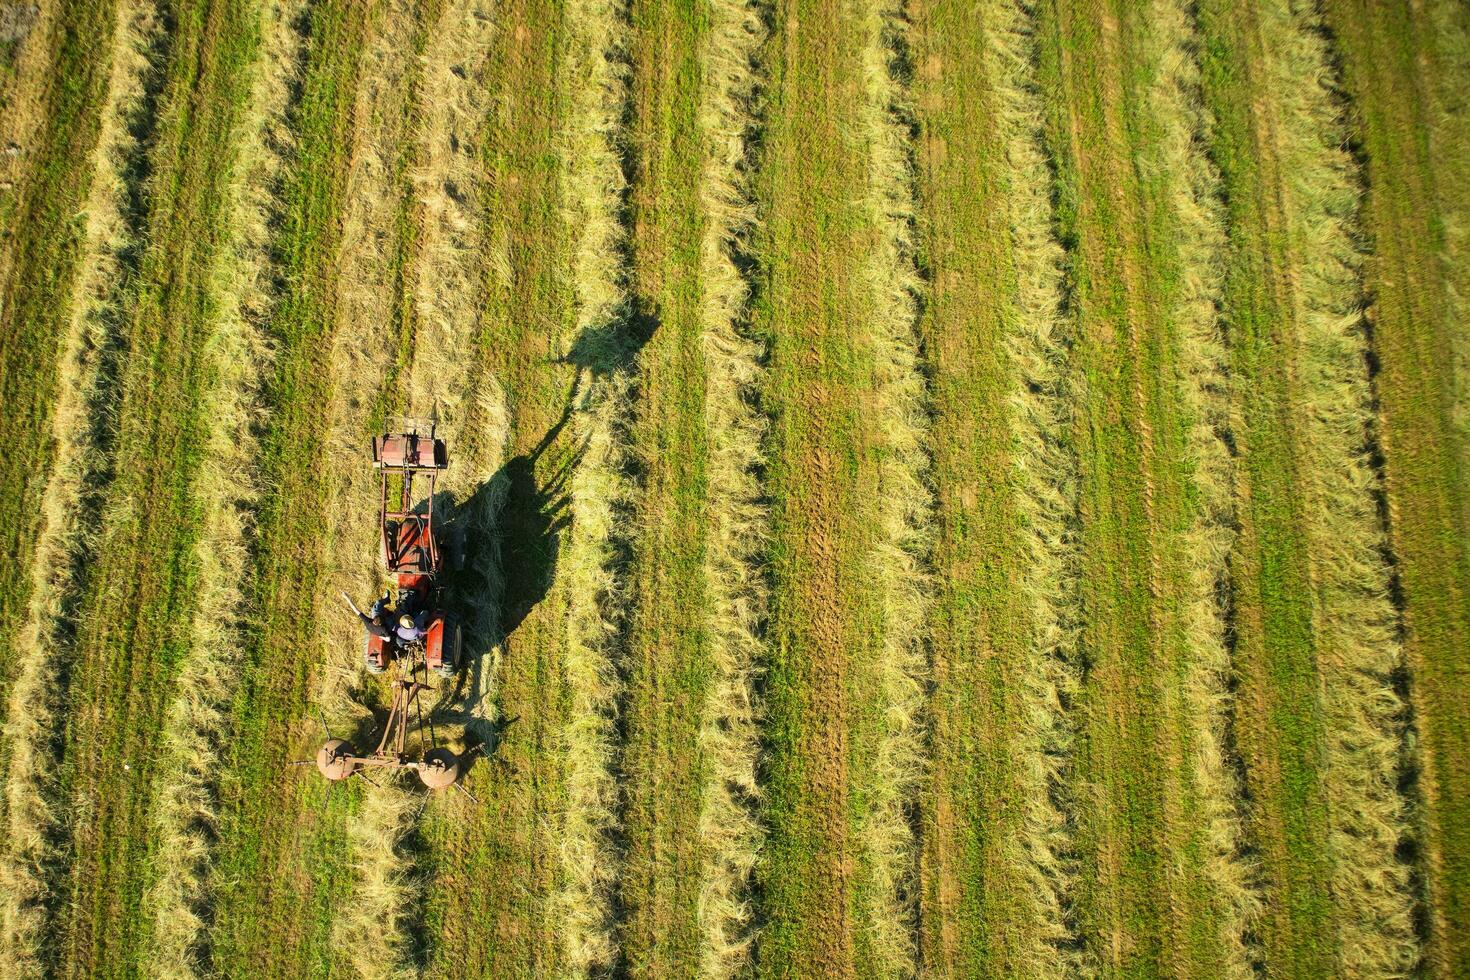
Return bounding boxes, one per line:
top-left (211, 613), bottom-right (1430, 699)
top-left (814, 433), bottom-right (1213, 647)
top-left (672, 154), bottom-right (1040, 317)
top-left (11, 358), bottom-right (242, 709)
top-left (363, 423), bottom-right (462, 677)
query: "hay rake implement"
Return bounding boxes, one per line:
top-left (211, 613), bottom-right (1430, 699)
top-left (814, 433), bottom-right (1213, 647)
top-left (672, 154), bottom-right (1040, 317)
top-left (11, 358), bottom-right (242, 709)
top-left (292, 420), bottom-right (474, 796)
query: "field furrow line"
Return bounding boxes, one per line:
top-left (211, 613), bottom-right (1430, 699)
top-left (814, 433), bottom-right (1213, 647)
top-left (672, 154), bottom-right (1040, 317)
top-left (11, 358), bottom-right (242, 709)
top-left (140, 3), bottom-right (303, 976)
top-left (1321, 2), bottom-right (1470, 971)
top-left (557, 0), bottom-right (632, 968)
top-left (909, 0), bottom-right (1081, 971)
top-left (855, 1), bottom-right (932, 974)
top-left (692, 0), bottom-right (766, 973)
top-left (0, 7), bottom-right (156, 973)
top-left (1264, 0), bottom-right (1421, 970)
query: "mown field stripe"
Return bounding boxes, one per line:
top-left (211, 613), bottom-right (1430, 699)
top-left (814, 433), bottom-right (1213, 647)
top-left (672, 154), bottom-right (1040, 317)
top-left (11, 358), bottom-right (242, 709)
top-left (619, 0), bottom-right (765, 974)
top-left (0, 0), bottom-right (60, 279)
top-left (909, 0), bottom-right (1080, 973)
top-left (752, 0), bottom-right (931, 971)
top-left (1197, 0), bottom-right (1421, 973)
top-left (620, 0), bottom-right (718, 971)
top-left (203, 3), bottom-right (372, 975)
top-left (414, 0), bottom-right (581, 970)
top-left (48, 2), bottom-right (271, 973)
top-left (1192, 0), bottom-right (1340, 973)
top-left (0, 7), bottom-right (153, 974)
top-left (140, 2), bottom-right (302, 976)
top-left (1036, 0), bottom-right (1251, 972)
top-left (311, 5), bottom-right (442, 975)
top-left (1322, 3), bottom-right (1470, 973)
top-left (0, 0), bottom-right (122, 751)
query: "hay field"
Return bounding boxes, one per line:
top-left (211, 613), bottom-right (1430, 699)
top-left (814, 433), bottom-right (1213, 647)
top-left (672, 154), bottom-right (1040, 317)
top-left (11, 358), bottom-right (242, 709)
top-left (0, 0), bottom-right (1466, 976)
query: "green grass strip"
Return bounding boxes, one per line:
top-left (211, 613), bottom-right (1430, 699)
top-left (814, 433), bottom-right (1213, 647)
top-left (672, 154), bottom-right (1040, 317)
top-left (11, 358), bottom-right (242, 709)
top-left (1035, 0), bottom-right (1252, 972)
top-left (751, 0), bottom-right (930, 971)
top-left (1192, 1), bottom-right (1347, 973)
top-left (202, 3), bottom-right (372, 975)
top-left (414, 0), bottom-right (581, 972)
top-left (1323, 2), bottom-right (1470, 974)
top-left (618, 0), bottom-right (725, 973)
top-left (909, 0), bottom-right (1080, 973)
top-left (0, 0), bottom-right (119, 753)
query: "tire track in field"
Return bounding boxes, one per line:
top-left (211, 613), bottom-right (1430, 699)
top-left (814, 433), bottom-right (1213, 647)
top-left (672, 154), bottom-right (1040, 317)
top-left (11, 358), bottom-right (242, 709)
top-left (908, 0), bottom-right (1081, 971)
top-left (141, 2), bottom-right (303, 975)
top-left (1036, 0), bottom-right (1252, 972)
top-left (616, 0), bottom-right (765, 973)
top-left (0, 7), bottom-right (156, 973)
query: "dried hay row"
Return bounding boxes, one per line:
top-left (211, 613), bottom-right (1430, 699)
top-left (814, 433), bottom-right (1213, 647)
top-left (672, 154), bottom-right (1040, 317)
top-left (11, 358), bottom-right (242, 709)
top-left (556, 0), bottom-right (632, 970)
top-left (692, 0), bottom-right (767, 973)
top-left (0, 5), bottom-right (156, 974)
top-left (857, 2), bottom-right (935, 974)
top-left (1266, 0), bottom-right (1420, 970)
top-left (988, 0), bottom-right (1084, 964)
top-left (1142, 0), bottom-right (1257, 969)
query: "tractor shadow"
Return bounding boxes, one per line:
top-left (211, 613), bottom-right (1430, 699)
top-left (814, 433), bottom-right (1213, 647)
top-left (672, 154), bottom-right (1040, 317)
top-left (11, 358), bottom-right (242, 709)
top-left (427, 306), bottom-right (651, 755)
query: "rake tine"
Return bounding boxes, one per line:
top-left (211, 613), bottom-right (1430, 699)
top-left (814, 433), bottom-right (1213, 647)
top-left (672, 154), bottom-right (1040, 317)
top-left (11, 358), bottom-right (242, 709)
top-left (454, 781), bottom-right (480, 805)
top-left (287, 760), bottom-right (315, 767)
top-left (355, 770), bottom-right (381, 789)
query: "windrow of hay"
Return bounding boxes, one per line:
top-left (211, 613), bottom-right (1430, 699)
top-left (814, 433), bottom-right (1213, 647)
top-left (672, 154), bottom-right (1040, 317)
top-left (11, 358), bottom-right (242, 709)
top-left (555, 0), bottom-right (631, 969)
top-left (990, 0), bottom-right (1082, 963)
top-left (404, 0), bottom-right (506, 748)
top-left (0, 6), bottom-right (156, 974)
top-left (316, 3), bottom-right (435, 729)
top-left (1141, 0), bottom-right (1257, 968)
top-left (0, 0), bottom-right (58, 281)
top-left (315, 7), bottom-right (447, 977)
top-left (856, 2), bottom-right (933, 974)
top-left (693, 0), bottom-right (767, 973)
top-left (1266, 0), bottom-right (1420, 970)
top-left (140, 1), bottom-right (301, 975)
